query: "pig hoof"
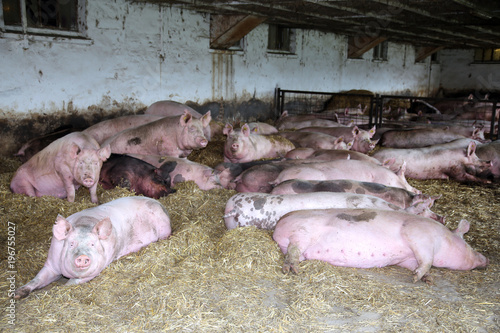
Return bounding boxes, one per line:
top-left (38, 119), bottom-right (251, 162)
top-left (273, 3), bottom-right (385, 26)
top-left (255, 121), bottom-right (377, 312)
top-left (14, 287), bottom-right (30, 299)
top-left (282, 263), bottom-right (299, 275)
top-left (421, 275), bottom-right (434, 285)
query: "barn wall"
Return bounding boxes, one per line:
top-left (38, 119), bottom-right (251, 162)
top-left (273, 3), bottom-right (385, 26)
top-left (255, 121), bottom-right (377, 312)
top-left (0, 0), bottom-right (490, 155)
top-left (439, 49), bottom-right (500, 98)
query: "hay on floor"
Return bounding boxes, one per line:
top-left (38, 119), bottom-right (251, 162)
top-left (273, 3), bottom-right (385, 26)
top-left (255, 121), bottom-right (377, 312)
top-left (0, 140), bottom-right (498, 332)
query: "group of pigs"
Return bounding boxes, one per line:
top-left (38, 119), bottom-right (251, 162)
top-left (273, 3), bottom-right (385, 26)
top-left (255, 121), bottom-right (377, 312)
top-left (11, 100), bottom-right (495, 299)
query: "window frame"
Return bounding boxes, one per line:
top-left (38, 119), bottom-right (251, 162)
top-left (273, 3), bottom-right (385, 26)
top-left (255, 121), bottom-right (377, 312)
top-left (267, 24), bottom-right (296, 54)
top-left (474, 48), bottom-right (500, 63)
top-left (0, 0), bottom-right (87, 39)
top-left (372, 40), bottom-right (388, 61)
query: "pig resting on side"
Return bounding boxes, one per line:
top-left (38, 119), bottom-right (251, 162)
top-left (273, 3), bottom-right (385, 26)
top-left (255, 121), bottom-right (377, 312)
top-left (15, 196), bottom-right (171, 299)
top-left (273, 208), bottom-right (488, 283)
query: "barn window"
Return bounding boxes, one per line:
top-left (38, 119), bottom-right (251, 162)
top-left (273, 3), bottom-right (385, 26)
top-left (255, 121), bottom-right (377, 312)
top-left (474, 48), bottom-right (500, 62)
top-left (268, 24), bottom-right (295, 54)
top-left (373, 41), bottom-right (388, 61)
top-left (1, 0), bottom-right (85, 37)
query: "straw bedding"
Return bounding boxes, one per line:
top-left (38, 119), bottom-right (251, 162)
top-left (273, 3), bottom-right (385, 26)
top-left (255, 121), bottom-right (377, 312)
top-left (0, 136), bottom-right (498, 332)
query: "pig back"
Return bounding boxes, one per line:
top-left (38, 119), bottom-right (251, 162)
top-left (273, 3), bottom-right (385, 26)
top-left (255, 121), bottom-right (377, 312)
top-left (67, 196), bottom-right (171, 258)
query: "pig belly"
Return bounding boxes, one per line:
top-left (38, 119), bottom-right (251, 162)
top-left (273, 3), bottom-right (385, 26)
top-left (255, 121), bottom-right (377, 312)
top-left (303, 229), bottom-right (415, 269)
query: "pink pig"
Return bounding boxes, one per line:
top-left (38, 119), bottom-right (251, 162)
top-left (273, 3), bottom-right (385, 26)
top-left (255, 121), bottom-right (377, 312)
top-left (14, 196), bottom-right (171, 299)
top-left (103, 110), bottom-right (211, 158)
top-left (10, 132), bottom-right (111, 203)
top-left (273, 208), bottom-right (488, 283)
top-left (223, 123), bottom-right (295, 163)
top-left (272, 159), bottom-right (421, 194)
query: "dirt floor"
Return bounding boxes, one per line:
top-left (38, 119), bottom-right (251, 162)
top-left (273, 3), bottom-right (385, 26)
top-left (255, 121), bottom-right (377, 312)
top-left (0, 136), bottom-right (499, 332)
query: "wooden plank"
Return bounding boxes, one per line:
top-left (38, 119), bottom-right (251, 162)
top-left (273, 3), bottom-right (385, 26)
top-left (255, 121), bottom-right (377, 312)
top-left (348, 36), bottom-right (387, 59)
top-left (415, 46), bottom-right (443, 62)
top-left (210, 15), bottom-right (266, 49)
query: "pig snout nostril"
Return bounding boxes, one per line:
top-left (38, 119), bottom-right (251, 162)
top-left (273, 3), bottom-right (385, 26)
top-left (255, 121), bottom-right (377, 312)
top-left (75, 255), bottom-right (91, 268)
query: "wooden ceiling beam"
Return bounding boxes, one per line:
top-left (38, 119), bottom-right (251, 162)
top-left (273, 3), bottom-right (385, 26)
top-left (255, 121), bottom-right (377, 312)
top-left (210, 14), bottom-right (265, 49)
top-left (415, 46), bottom-right (444, 62)
top-left (348, 36), bottom-right (386, 59)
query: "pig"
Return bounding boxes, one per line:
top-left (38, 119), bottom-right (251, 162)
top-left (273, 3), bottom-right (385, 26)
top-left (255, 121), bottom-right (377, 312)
top-left (476, 140), bottom-right (500, 180)
top-left (128, 154), bottom-right (223, 190)
top-left (144, 100), bottom-right (222, 140)
top-left (14, 126), bottom-right (78, 163)
top-left (379, 127), bottom-right (469, 148)
top-left (285, 148), bottom-right (381, 165)
top-left (273, 208), bottom-right (488, 282)
top-left (144, 100), bottom-right (203, 118)
top-left (277, 131), bottom-right (352, 151)
top-left (230, 159), bottom-right (319, 193)
top-left (224, 192), bottom-right (441, 230)
top-left (297, 125), bottom-right (378, 153)
top-left (83, 114), bottom-right (165, 144)
top-left (103, 110), bottom-right (211, 158)
top-left (270, 179), bottom-right (435, 209)
top-left (10, 132), bottom-right (111, 204)
top-left (443, 124), bottom-right (486, 142)
top-left (247, 122), bottom-right (279, 135)
top-left (214, 159), bottom-right (282, 189)
top-left (372, 140), bottom-right (492, 183)
top-left (275, 110), bottom-right (345, 130)
top-left (223, 123), bottom-right (295, 163)
top-left (14, 196), bottom-right (171, 299)
top-left (99, 154), bottom-right (175, 198)
top-left (272, 159), bottom-right (421, 194)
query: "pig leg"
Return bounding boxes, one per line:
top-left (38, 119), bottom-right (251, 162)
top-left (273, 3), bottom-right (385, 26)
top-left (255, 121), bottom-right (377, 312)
top-left (15, 180), bottom-right (37, 197)
top-left (56, 164), bottom-right (77, 202)
top-left (65, 276), bottom-right (97, 285)
top-left (401, 227), bottom-right (435, 284)
top-left (15, 265), bottom-right (62, 299)
top-left (88, 182), bottom-right (99, 204)
top-left (282, 243), bottom-right (302, 275)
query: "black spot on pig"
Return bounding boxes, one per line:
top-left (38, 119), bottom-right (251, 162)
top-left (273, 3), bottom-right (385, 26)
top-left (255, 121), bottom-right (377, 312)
top-left (336, 212), bottom-right (377, 222)
top-left (127, 137), bottom-right (142, 146)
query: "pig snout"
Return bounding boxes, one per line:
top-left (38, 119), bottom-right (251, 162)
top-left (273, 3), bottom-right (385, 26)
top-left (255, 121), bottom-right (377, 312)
top-left (475, 254), bottom-right (489, 269)
top-left (231, 142), bottom-right (239, 152)
top-left (197, 137), bottom-right (208, 148)
top-left (82, 176), bottom-right (96, 187)
top-left (75, 254), bottom-right (91, 269)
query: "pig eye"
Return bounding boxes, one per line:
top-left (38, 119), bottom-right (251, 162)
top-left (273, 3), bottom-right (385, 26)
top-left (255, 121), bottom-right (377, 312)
top-left (70, 241), bottom-right (77, 248)
top-left (90, 242), bottom-right (95, 247)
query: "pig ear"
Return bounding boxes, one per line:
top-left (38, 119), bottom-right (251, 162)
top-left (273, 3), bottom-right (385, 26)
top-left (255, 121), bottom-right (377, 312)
top-left (241, 124), bottom-right (251, 137)
top-left (69, 143), bottom-right (81, 159)
top-left (179, 110), bottom-right (193, 127)
top-left (159, 161), bottom-right (177, 174)
top-left (454, 219), bottom-right (470, 239)
top-left (382, 158), bottom-right (396, 169)
top-left (53, 215), bottom-right (72, 240)
top-left (369, 126), bottom-right (376, 137)
top-left (346, 140), bottom-right (354, 150)
top-left (351, 126), bottom-right (360, 136)
top-left (467, 141), bottom-right (477, 157)
top-left (93, 217), bottom-right (113, 240)
top-left (99, 145), bottom-right (112, 161)
top-left (223, 123), bottom-right (233, 135)
top-left (396, 161), bottom-right (407, 177)
top-left (334, 136), bottom-right (344, 144)
top-left (201, 111), bottom-right (211, 127)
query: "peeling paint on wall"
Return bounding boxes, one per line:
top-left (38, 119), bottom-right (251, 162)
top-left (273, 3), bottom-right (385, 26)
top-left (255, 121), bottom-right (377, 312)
top-left (2, 0), bottom-right (499, 156)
